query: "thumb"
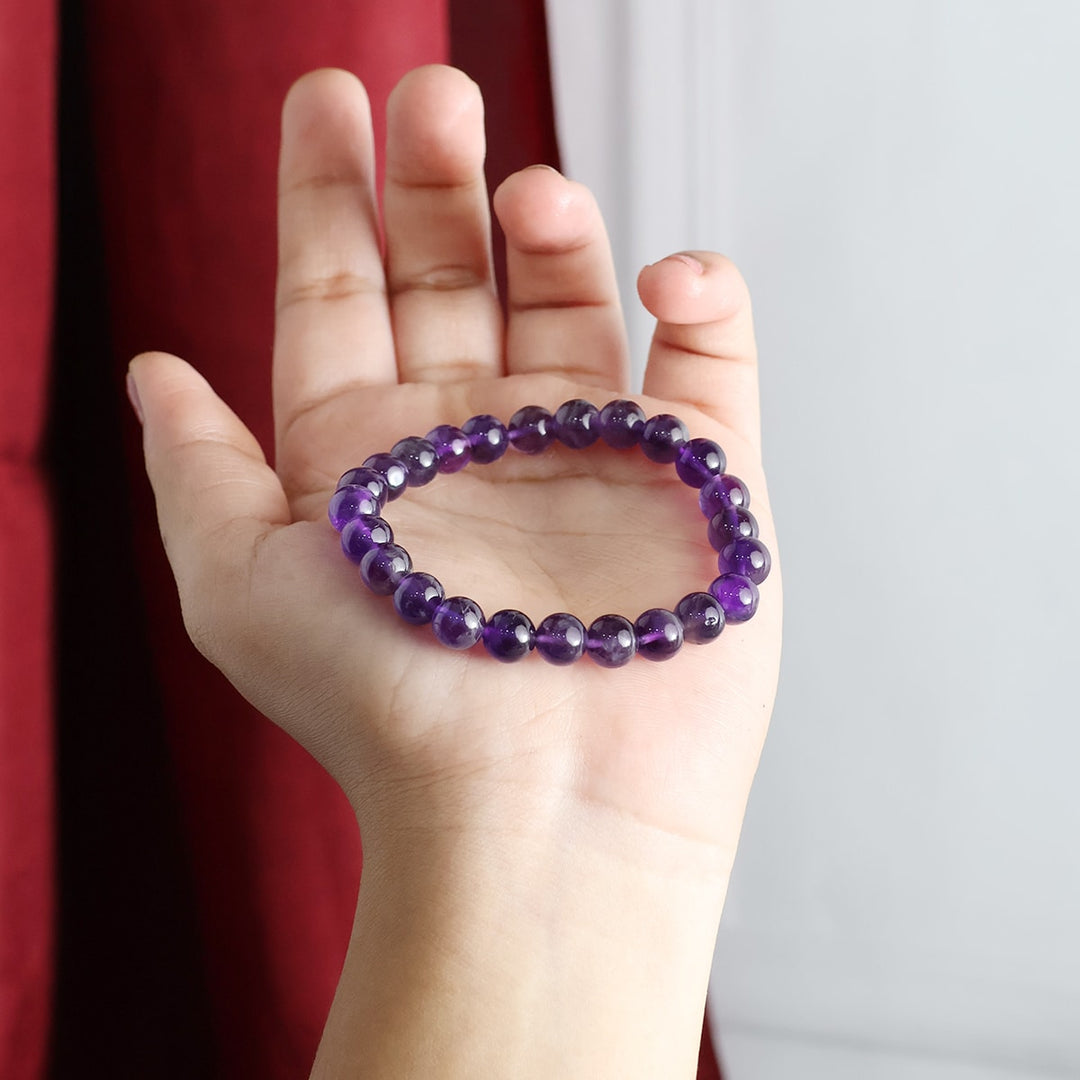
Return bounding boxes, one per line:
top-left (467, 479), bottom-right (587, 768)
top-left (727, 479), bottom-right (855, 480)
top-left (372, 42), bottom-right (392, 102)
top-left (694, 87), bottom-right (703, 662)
top-left (128, 351), bottom-right (290, 658)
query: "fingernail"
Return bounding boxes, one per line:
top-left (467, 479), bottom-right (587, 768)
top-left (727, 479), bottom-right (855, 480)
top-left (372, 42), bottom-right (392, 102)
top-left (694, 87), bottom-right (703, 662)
top-left (125, 370), bottom-right (144, 426)
top-left (525, 163), bottom-right (559, 173)
top-left (669, 252), bottom-right (705, 275)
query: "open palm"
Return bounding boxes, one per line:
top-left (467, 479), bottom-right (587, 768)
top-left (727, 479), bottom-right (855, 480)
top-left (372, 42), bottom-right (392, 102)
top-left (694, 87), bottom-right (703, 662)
top-left (132, 66), bottom-right (781, 867)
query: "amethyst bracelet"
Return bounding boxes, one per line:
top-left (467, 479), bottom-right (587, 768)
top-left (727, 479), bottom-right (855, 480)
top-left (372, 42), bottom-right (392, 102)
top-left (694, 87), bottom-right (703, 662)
top-left (328, 399), bottom-right (770, 667)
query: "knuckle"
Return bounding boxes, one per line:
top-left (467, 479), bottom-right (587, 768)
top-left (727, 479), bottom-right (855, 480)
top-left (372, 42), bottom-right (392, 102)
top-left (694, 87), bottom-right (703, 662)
top-left (276, 269), bottom-right (384, 312)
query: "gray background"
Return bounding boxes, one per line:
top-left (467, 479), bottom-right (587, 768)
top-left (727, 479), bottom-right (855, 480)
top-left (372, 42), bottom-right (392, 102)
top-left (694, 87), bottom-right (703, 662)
top-left (548, 1), bottom-right (1080, 1076)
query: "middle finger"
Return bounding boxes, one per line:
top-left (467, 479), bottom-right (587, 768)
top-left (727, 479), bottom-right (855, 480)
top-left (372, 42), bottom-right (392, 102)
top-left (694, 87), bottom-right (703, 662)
top-left (384, 66), bottom-right (503, 384)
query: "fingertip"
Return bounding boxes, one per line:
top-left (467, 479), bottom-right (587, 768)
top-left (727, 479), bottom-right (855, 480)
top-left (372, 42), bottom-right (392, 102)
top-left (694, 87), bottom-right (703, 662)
top-left (637, 252), bottom-right (749, 326)
top-left (284, 68), bottom-right (368, 115)
top-left (494, 167), bottom-right (595, 253)
top-left (385, 65), bottom-right (485, 180)
top-left (388, 64), bottom-right (481, 111)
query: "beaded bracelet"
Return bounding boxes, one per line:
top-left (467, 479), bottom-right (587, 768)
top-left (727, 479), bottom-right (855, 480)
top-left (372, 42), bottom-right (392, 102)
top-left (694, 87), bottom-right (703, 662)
top-left (328, 398), bottom-right (770, 667)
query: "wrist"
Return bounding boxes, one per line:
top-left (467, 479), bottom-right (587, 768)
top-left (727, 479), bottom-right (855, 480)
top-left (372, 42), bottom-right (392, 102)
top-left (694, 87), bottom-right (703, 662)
top-left (313, 800), bottom-right (730, 1079)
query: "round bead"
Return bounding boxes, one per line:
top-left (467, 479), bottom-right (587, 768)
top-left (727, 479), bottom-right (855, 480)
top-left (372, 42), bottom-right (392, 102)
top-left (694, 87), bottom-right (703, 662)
top-left (699, 473), bottom-right (750, 517)
top-left (391, 437), bottom-right (439, 486)
top-left (340, 515), bottom-right (393, 563)
top-left (393, 572), bottom-right (445, 625)
top-left (359, 543), bottom-right (413, 595)
top-left (432, 596), bottom-right (485, 650)
top-left (482, 609), bottom-right (536, 662)
top-left (707, 505), bottom-right (759, 551)
top-left (633, 608), bottom-right (684, 661)
top-left (336, 467), bottom-right (389, 507)
top-left (426, 425), bottom-right (472, 474)
top-left (598, 399), bottom-right (646, 449)
top-left (718, 536), bottom-right (771, 584)
top-left (508, 405), bottom-right (555, 455)
top-left (535, 612), bottom-right (586, 665)
top-left (708, 573), bottom-right (759, 623)
top-left (554, 399), bottom-right (600, 449)
top-left (586, 615), bottom-right (637, 668)
top-left (328, 486), bottom-right (383, 531)
top-left (675, 592), bottom-right (726, 643)
top-left (640, 414), bottom-right (689, 463)
top-left (362, 453), bottom-right (409, 501)
top-left (461, 414), bottom-right (509, 464)
top-left (675, 437), bottom-right (727, 488)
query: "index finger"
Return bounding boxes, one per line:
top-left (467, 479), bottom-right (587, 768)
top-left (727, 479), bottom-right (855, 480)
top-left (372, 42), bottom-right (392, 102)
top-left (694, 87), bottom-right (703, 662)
top-left (274, 70), bottom-right (396, 460)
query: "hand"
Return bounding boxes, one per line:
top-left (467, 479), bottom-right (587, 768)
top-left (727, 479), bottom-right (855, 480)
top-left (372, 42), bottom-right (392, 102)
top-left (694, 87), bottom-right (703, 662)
top-left (129, 65), bottom-right (781, 1077)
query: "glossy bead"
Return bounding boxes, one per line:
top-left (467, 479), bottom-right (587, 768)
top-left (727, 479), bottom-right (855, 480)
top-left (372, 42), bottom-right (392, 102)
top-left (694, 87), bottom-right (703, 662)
top-left (391, 437), bottom-right (439, 486)
top-left (340, 515), bottom-right (393, 563)
top-left (362, 453), bottom-right (409, 501)
top-left (640, 414), bottom-right (689, 463)
top-left (426, 424), bottom-right (472, 473)
top-left (699, 473), bottom-right (750, 517)
top-left (675, 437), bottom-right (727, 488)
top-left (707, 505), bottom-right (759, 551)
top-left (718, 536), bottom-right (771, 584)
top-left (328, 486), bottom-right (382, 531)
top-left (432, 596), bottom-right (485, 649)
top-left (675, 592), bottom-right (726, 643)
top-left (586, 614), bottom-right (637, 668)
top-left (482, 609), bottom-right (536, 662)
top-left (598, 399), bottom-right (646, 448)
top-left (508, 405), bottom-right (555, 455)
top-left (359, 543), bottom-right (412, 595)
top-left (462, 414), bottom-right (509, 464)
top-left (535, 612), bottom-right (586, 665)
top-left (336, 466), bottom-right (389, 507)
top-left (554, 399), bottom-right (600, 449)
top-left (709, 573), bottom-right (759, 623)
top-left (633, 608), bottom-right (683, 661)
top-left (393, 572), bottom-right (444, 625)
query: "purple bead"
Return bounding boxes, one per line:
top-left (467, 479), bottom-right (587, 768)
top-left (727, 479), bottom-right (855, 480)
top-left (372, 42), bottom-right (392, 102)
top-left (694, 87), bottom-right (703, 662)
top-left (461, 414), bottom-right (509, 464)
top-left (707, 506), bottom-right (759, 551)
top-left (336, 467), bottom-right (389, 507)
top-left (431, 596), bottom-right (485, 650)
top-left (633, 608), bottom-right (683, 661)
top-left (391, 437), bottom-right (439, 486)
top-left (426, 425), bottom-right (472, 473)
top-left (393, 572), bottom-right (444, 625)
top-left (708, 573), bottom-right (759, 623)
top-left (554, 399), bottom-right (600, 449)
top-left (586, 615), bottom-right (637, 668)
top-left (675, 437), bottom-right (727, 488)
top-left (718, 536), bottom-right (771, 584)
top-left (482, 609), bottom-right (536, 662)
top-left (328, 486), bottom-right (382, 531)
top-left (535, 612), bottom-right (586, 665)
top-left (359, 543), bottom-right (412, 595)
top-left (362, 453), bottom-right (409, 501)
top-left (598, 399), bottom-right (646, 449)
top-left (675, 592), bottom-right (726, 644)
top-left (508, 405), bottom-right (555, 455)
top-left (640, 414), bottom-right (689, 463)
top-left (340, 515), bottom-right (393, 563)
top-left (699, 473), bottom-right (750, 517)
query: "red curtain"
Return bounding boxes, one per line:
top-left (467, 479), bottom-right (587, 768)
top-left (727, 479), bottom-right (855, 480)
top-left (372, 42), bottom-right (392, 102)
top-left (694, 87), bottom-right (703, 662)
top-left (1, 0), bottom-right (722, 1075)
top-left (0, 3), bottom-right (56, 1078)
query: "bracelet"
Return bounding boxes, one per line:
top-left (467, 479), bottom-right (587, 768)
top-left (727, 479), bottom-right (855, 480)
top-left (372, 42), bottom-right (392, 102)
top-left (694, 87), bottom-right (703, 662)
top-left (328, 399), bottom-right (770, 667)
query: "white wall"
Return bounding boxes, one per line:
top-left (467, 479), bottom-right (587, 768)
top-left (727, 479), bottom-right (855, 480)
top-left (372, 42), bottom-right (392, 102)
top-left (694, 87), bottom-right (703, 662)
top-left (547, 2), bottom-right (1080, 1077)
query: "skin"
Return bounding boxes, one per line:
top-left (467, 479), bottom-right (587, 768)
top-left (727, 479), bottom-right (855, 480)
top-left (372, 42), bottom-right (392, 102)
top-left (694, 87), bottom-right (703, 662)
top-left (128, 65), bottom-right (782, 1079)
